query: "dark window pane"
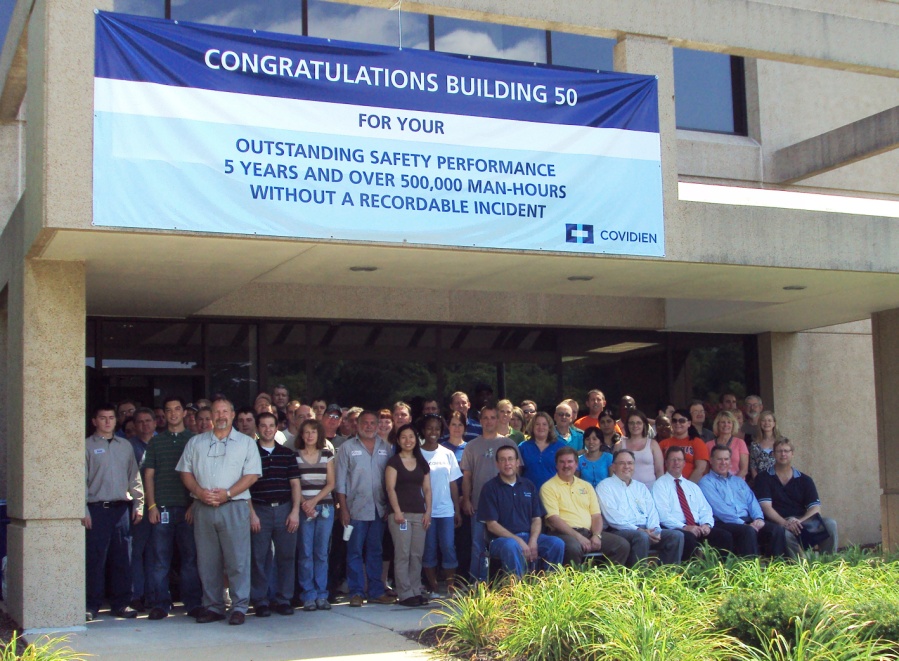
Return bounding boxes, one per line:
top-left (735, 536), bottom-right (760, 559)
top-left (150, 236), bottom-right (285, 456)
top-left (207, 323), bottom-right (256, 406)
top-left (308, 0), bottom-right (429, 48)
top-left (264, 323), bottom-right (307, 401)
top-left (673, 48), bottom-right (737, 133)
top-left (434, 17), bottom-right (546, 63)
top-left (550, 32), bottom-right (614, 71)
top-left (112, 1), bottom-right (165, 18)
top-left (100, 321), bottom-right (201, 369)
top-left (312, 360), bottom-right (436, 411)
top-left (172, 0), bottom-right (303, 35)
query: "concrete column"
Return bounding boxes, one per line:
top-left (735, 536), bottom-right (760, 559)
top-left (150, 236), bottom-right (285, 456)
top-left (6, 259), bottom-right (85, 629)
top-left (872, 309), bottom-right (899, 551)
top-left (757, 322), bottom-right (879, 547)
top-left (613, 35), bottom-right (680, 252)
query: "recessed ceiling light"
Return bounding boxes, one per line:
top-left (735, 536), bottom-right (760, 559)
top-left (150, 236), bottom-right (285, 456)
top-left (567, 275), bottom-right (593, 282)
top-left (349, 266), bottom-right (378, 272)
top-left (588, 342), bottom-right (658, 354)
top-left (782, 285), bottom-right (806, 291)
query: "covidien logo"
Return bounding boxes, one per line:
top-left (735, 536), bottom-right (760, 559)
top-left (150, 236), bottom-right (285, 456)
top-left (565, 224), bottom-right (594, 244)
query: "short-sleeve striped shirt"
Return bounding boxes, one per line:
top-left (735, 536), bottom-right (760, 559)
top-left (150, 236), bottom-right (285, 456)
top-left (296, 448), bottom-right (334, 505)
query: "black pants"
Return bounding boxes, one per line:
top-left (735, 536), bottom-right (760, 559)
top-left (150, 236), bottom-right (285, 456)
top-left (680, 526), bottom-right (733, 561)
top-left (714, 519), bottom-right (787, 557)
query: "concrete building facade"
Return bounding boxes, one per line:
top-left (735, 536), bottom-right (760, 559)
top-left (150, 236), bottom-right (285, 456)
top-left (0, 0), bottom-right (897, 629)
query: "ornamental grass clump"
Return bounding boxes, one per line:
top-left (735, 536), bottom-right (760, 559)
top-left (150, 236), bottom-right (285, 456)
top-left (0, 634), bottom-right (89, 661)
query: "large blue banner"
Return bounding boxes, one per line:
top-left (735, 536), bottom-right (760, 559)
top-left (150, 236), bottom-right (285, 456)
top-left (93, 11), bottom-right (664, 256)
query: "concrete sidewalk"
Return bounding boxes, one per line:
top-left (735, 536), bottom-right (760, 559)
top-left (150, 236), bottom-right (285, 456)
top-left (31, 601), bottom-right (445, 661)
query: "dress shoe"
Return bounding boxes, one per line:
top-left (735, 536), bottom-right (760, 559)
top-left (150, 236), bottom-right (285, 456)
top-left (369, 594), bottom-right (397, 605)
top-left (399, 596), bottom-right (420, 607)
top-left (349, 594), bottom-right (364, 607)
top-left (147, 607), bottom-right (168, 620)
top-left (112, 606), bottom-right (138, 619)
top-left (187, 606), bottom-right (205, 618)
top-left (276, 603), bottom-right (295, 616)
top-left (254, 604), bottom-right (271, 617)
top-left (130, 598), bottom-right (146, 612)
top-left (196, 610), bottom-right (226, 623)
top-left (86, 610), bottom-right (98, 622)
top-left (229, 611), bottom-right (246, 625)
top-left (315, 599), bottom-right (331, 611)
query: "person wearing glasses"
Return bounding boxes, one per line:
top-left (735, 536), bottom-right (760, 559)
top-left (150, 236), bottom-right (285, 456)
top-left (553, 402), bottom-right (583, 452)
top-left (658, 408), bottom-right (710, 484)
top-left (176, 398), bottom-right (262, 625)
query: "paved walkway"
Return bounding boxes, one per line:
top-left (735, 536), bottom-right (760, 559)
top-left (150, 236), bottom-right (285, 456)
top-left (34, 602), bottom-right (444, 661)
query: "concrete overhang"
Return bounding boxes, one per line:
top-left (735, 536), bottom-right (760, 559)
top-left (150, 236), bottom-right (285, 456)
top-left (33, 227), bottom-right (899, 335)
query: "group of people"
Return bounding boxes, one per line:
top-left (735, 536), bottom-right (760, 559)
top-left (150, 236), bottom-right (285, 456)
top-left (84, 386), bottom-right (837, 625)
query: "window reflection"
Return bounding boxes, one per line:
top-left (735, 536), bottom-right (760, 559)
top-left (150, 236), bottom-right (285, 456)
top-left (434, 17), bottom-right (546, 63)
top-left (674, 48), bottom-right (740, 134)
top-left (308, 0), bottom-right (429, 48)
top-left (112, 0), bottom-right (165, 18)
top-left (550, 32), bottom-right (614, 71)
top-left (171, 0), bottom-right (303, 35)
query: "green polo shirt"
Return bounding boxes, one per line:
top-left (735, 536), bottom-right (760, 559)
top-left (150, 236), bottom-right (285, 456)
top-left (142, 430), bottom-right (193, 507)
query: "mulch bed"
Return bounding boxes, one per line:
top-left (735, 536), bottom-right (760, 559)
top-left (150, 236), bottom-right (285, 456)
top-left (0, 608), bottom-right (24, 652)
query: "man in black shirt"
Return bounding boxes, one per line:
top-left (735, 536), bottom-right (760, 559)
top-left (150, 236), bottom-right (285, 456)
top-left (248, 412), bottom-right (302, 616)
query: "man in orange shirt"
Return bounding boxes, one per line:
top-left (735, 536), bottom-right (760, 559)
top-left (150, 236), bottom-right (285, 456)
top-left (574, 390), bottom-right (607, 431)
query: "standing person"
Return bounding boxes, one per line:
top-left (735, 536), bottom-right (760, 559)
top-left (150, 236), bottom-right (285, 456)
top-left (450, 391), bottom-right (483, 438)
top-left (655, 415), bottom-right (673, 443)
top-left (295, 418), bottom-right (336, 611)
top-left (143, 396), bottom-right (203, 620)
top-left (689, 400), bottom-right (715, 443)
top-left (128, 407), bottom-right (157, 612)
top-left (518, 412), bottom-right (566, 491)
top-left (272, 385), bottom-right (290, 416)
top-left (749, 411), bottom-right (783, 482)
top-left (509, 407), bottom-right (526, 435)
top-left (460, 405), bottom-right (509, 583)
top-left (248, 412), bottom-right (302, 618)
top-left (385, 424), bottom-right (432, 607)
top-left (442, 411), bottom-right (471, 582)
top-left (377, 409), bottom-right (394, 441)
top-left (577, 427), bottom-right (614, 488)
top-left (707, 411), bottom-right (749, 479)
top-left (613, 410), bottom-right (664, 489)
top-left (519, 401), bottom-right (538, 432)
top-left (554, 402), bottom-right (584, 452)
top-left (597, 408), bottom-right (621, 450)
top-left (335, 410), bottom-right (396, 607)
top-left (419, 415), bottom-right (462, 596)
top-left (497, 399), bottom-right (526, 443)
top-left (83, 404), bottom-right (144, 621)
top-left (176, 398), bottom-right (262, 625)
top-left (742, 395), bottom-right (764, 440)
top-left (658, 409), bottom-right (710, 484)
top-left (574, 390), bottom-right (607, 431)
top-left (311, 399), bottom-right (328, 420)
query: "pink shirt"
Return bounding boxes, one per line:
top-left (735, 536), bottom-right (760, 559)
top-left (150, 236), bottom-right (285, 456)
top-left (706, 437), bottom-right (749, 477)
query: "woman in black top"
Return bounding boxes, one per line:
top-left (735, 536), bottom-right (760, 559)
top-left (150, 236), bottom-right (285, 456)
top-left (385, 423), bottom-right (432, 607)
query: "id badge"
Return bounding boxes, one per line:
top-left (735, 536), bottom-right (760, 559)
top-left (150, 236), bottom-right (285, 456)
top-left (160, 510), bottom-right (170, 524)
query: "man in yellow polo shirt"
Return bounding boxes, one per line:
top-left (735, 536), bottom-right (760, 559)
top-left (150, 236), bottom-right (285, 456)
top-left (539, 446), bottom-right (629, 566)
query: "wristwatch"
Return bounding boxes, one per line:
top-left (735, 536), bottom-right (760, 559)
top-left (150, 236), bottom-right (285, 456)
top-left (226, 489), bottom-right (232, 501)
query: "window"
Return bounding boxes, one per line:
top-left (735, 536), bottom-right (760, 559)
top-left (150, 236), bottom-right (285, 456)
top-left (550, 32), bottom-right (614, 71)
top-left (434, 17), bottom-right (546, 62)
top-left (308, 0), bottom-right (428, 49)
top-left (674, 48), bottom-right (747, 135)
top-left (171, 0), bottom-right (303, 35)
top-left (112, 1), bottom-right (165, 18)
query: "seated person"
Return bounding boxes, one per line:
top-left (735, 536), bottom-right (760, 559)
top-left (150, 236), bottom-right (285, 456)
top-left (699, 446), bottom-right (787, 558)
top-left (652, 446), bottom-right (733, 561)
top-left (540, 447), bottom-right (630, 566)
top-left (753, 439), bottom-right (838, 558)
top-left (478, 445), bottom-right (564, 577)
top-left (596, 450), bottom-right (684, 566)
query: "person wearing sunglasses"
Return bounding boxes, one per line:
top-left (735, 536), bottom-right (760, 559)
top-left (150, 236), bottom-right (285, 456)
top-left (658, 408), bottom-right (710, 484)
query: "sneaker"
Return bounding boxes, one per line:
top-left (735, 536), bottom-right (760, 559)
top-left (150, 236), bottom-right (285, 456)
top-left (315, 599), bottom-right (331, 611)
top-left (147, 607), bottom-right (168, 620)
top-left (369, 594), bottom-right (397, 605)
top-left (349, 594), bottom-right (364, 607)
top-left (255, 604), bottom-right (271, 617)
top-left (303, 600), bottom-right (317, 611)
top-left (276, 603), bottom-right (295, 616)
top-left (111, 606), bottom-right (138, 619)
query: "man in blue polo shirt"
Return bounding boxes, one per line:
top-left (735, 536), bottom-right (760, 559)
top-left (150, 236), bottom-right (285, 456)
top-left (477, 445), bottom-right (564, 577)
top-left (753, 439), bottom-right (837, 558)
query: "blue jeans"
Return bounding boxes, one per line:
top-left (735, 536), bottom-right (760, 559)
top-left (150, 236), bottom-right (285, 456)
top-left (297, 504), bottom-right (334, 601)
top-left (131, 514), bottom-right (153, 602)
top-left (250, 502), bottom-right (297, 607)
top-left (346, 518), bottom-right (384, 599)
top-left (86, 501), bottom-right (133, 612)
top-left (148, 505), bottom-right (201, 612)
top-left (469, 514), bottom-right (488, 581)
top-left (488, 533), bottom-right (565, 577)
top-left (423, 516), bottom-right (457, 569)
